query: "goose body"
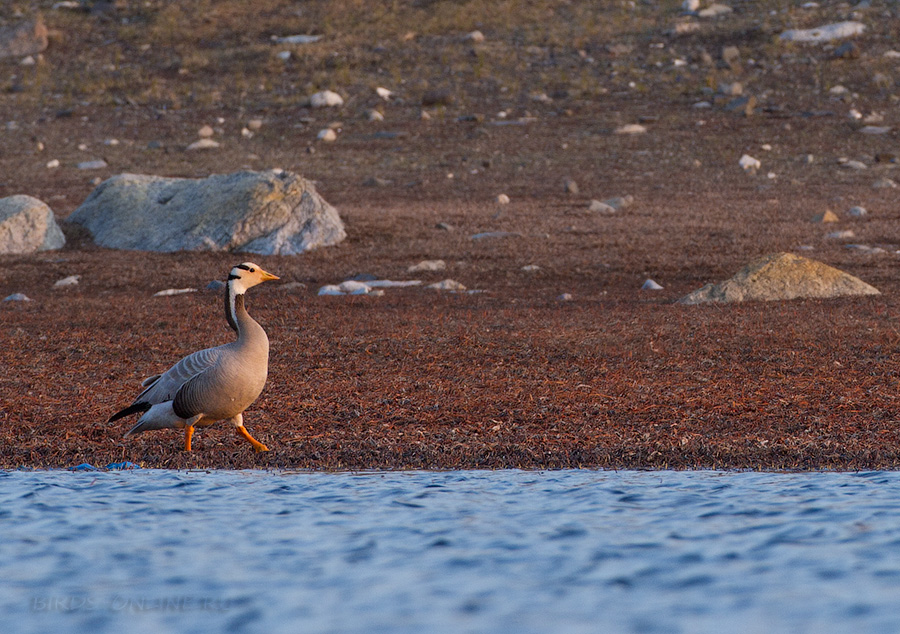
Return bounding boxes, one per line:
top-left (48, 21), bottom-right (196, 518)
top-left (109, 263), bottom-right (278, 452)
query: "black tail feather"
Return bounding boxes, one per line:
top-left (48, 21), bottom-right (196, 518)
top-left (108, 402), bottom-right (151, 423)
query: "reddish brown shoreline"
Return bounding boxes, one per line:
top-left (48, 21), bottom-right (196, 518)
top-left (3, 248), bottom-right (900, 471)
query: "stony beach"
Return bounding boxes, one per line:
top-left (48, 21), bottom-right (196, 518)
top-left (2, 1), bottom-right (900, 469)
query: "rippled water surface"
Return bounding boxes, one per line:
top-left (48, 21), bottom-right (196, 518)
top-left (3, 469), bottom-right (900, 633)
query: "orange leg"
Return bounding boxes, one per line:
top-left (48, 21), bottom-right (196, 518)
top-left (184, 426), bottom-right (195, 452)
top-left (236, 426), bottom-right (270, 452)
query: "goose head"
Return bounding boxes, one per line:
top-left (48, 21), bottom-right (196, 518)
top-left (228, 262), bottom-right (279, 295)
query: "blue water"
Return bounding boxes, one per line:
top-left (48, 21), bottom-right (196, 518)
top-left (2, 470), bottom-right (900, 634)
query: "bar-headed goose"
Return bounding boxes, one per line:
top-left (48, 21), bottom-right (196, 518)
top-left (109, 262), bottom-right (279, 452)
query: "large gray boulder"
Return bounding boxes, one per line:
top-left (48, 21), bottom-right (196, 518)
top-left (0, 195), bottom-right (65, 254)
top-left (67, 170), bottom-right (346, 255)
top-left (679, 252), bottom-right (879, 304)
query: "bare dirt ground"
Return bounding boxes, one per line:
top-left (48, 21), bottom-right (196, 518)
top-left (2, 1), bottom-right (900, 469)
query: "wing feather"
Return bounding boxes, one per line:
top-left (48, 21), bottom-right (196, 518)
top-left (130, 345), bottom-right (226, 408)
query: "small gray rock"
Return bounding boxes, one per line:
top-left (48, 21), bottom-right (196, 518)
top-left (588, 200), bottom-right (616, 214)
top-left (427, 279), bottom-right (466, 291)
top-left (186, 139), bottom-right (220, 151)
top-left (0, 17), bottom-right (48, 59)
top-left (470, 231), bottom-right (520, 240)
top-left (408, 260), bottom-right (446, 273)
top-left (721, 46), bottom-right (740, 68)
top-left (779, 21), bottom-right (865, 42)
top-left (0, 195), bottom-right (66, 254)
top-left (77, 160), bottom-right (108, 170)
top-left (53, 275), bottom-right (80, 288)
top-left (604, 195), bottom-right (634, 211)
top-left (308, 90), bottom-right (343, 108)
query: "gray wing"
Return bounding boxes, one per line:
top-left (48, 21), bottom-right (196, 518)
top-left (132, 345), bottom-right (226, 407)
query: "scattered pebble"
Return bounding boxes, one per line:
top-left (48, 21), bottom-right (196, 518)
top-left (308, 90), bottom-right (343, 108)
top-left (739, 154), bottom-right (761, 173)
top-left (77, 159), bottom-right (107, 170)
top-left (719, 81), bottom-right (743, 96)
top-left (46, 159), bottom-right (59, 169)
top-left (338, 280), bottom-right (370, 295)
top-left (273, 34), bottom-right (321, 45)
top-left (588, 200), bottom-right (616, 214)
top-left (859, 126), bottom-right (891, 135)
top-left (464, 30), bottom-right (485, 43)
top-left (863, 112), bottom-right (884, 124)
top-left (812, 210), bottom-right (839, 223)
top-left (318, 279), bottom-right (420, 296)
top-left (698, 3), bottom-right (733, 18)
top-left (641, 279), bottom-right (664, 290)
top-left (366, 109), bottom-right (385, 121)
top-left (471, 231), bottom-right (520, 240)
top-left (276, 51), bottom-right (291, 61)
top-left (779, 21), bottom-right (865, 42)
top-left (435, 222), bottom-right (455, 232)
top-left (845, 244), bottom-right (885, 254)
top-left (840, 159), bottom-right (867, 170)
top-left (825, 230), bottom-right (855, 240)
top-left (53, 275), bottom-right (80, 288)
top-left (153, 288), bottom-right (197, 296)
top-left (319, 281), bottom-right (367, 296)
top-left (408, 260), bottom-right (446, 273)
top-left (847, 206), bottom-right (867, 218)
top-left (563, 178), bottom-right (579, 195)
top-left (872, 178), bottom-right (897, 189)
top-left (247, 119), bottom-right (263, 131)
top-left (375, 87), bottom-right (392, 100)
top-left (521, 264), bottom-right (541, 272)
top-left (603, 195), bottom-right (634, 211)
top-left (185, 139), bottom-right (219, 151)
top-left (3, 293), bottom-right (31, 302)
top-left (317, 128), bottom-right (337, 142)
top-left (496, 194), bottom-right (510, 205)
top-left (366, 280), bottom-right (422, 289)
top-left (198, 125), bottom-right (214, 138)
top-left (614, 123), bottom-right (647, 135)
top-left (427, 279), bottom-right (467, 291)
top-left (721, 46), bottom-right (741, 68)
top-left (557, 293), bottom-right (574, 301)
